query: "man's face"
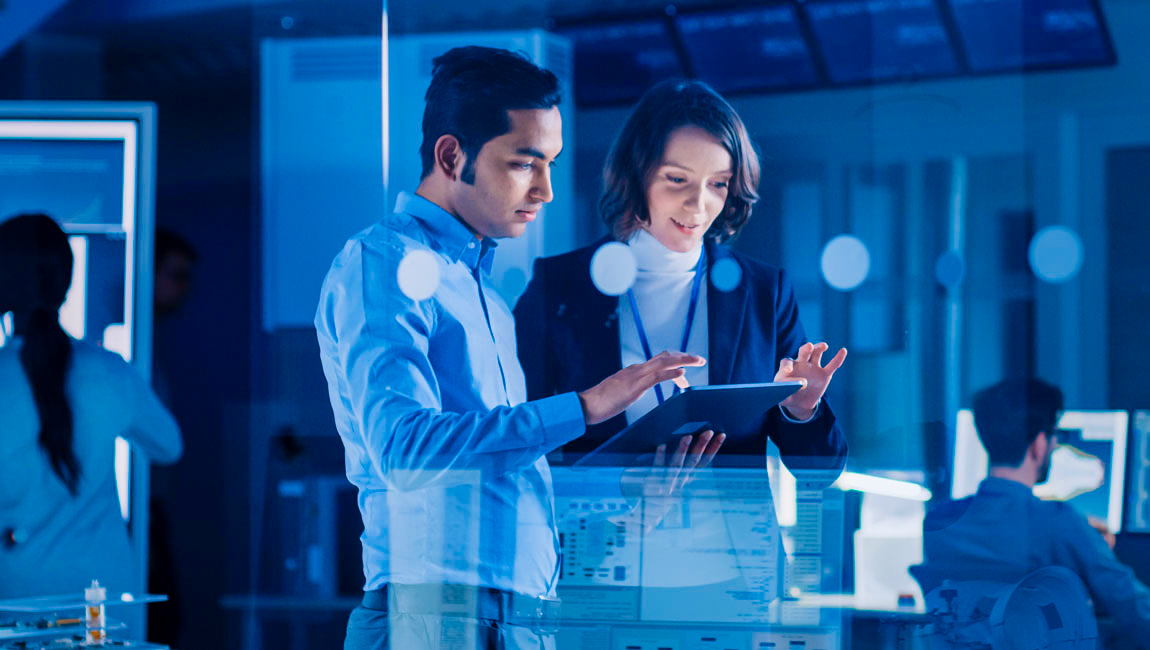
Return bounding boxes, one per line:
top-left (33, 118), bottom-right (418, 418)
top-left (451, 106), bottom-right (562, 239)
top-left (155, 252), bottom-right (194, 318)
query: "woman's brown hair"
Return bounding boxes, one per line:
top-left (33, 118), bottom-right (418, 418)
top-left (599, 79), bottom-right (761, 243)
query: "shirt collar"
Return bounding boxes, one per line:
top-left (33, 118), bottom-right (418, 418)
top-left (978, 476), bottom-right (1035, 497)
top-left (395, 191), bottom-right (497, 275)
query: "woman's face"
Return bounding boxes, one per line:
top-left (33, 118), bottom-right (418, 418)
top-left (642, 125), bottom-right (733, 253)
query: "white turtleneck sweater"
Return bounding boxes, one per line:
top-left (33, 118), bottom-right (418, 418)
top-left (619, 229), bottom-right (815, 426)
top-left (620, 229), bottom-right (711, 424)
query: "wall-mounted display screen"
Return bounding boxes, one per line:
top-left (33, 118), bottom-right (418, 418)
top-left (677, 5), bottom-right (820, 93)
top-left (801, 0), bottom-right (959, 84)
top-left (946, 0), bottom-right (1115, 72)
top-left (557, 18), bottom-right (684, 106)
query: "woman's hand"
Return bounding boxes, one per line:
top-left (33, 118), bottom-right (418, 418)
top-left (775, 342), bottom-right (847, 420)
top-left (619, 430), bottom-right (724, 532)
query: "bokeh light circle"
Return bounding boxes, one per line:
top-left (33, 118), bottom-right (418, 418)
top-left (710, 257), bottom-right (743, 293)
top-left (1028, 226), bottom-right (1083, 284)
top-left (820, 235), bottom-right (871, 291)
top-left (397, 249), bottom-right (441, 301)
top-left (590, 242), bottom-right (638, 296)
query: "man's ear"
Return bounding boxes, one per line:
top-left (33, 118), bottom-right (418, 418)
top-left (1029, 431), bottom-right (1050, 460)
top-left (433, 134), bottom-right (466, 181)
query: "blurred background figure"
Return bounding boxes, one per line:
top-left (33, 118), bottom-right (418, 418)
top-left (148, 226), bottom-right (197, 644)
top-left (153, 227), bottom-right (197, 322)
top-left (0, 213), bottom-right (183, 599)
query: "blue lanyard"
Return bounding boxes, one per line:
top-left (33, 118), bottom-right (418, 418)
top-left (625, 248), bottom-right (706, 404)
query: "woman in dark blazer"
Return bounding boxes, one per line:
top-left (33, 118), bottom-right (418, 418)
top-left (515, 79), bottom-right (848, 473)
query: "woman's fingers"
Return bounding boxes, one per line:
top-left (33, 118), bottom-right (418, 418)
top-left (795, 342), bottom-right (814, 364)
top-left (809, 342), bottom-right (829, 366)
top-left (824, 347), bottom-right (848, 374)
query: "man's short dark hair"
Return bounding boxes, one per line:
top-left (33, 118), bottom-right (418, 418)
top-left (419, 46), bottom-right (561, 183)
top-left (972, 379), bottom-right (1064, 467)
top-left (155, 227), bottom-right (198, 265)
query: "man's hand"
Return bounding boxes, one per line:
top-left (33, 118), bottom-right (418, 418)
top-left (775, 342), bottom-right (847, 420)
top-left (578, 351), bottom-right (706, 425)
top-left (1088, 516), bottom-right (1117, 550)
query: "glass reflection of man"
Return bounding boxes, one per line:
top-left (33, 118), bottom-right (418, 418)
top-left (921, 379), bottom-right (1150, 650)
top-left (315, 46), bottom-right (707, 650)
top-left (153, 228), bottom-right (196, 321)
top-left (148, 227), bottom-right (196, 646)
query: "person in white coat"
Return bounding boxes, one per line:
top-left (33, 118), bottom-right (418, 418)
top-left (0, 213), bottom-right (182, 599)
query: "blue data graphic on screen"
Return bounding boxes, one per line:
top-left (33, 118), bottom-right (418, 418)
top-left (558, 19), bottom-right (683, 106)
top-left (550, 467), bottom-right (842, 647)
top-left (953, 409), bottom-right (1129, 532)
top-left (802, 0), bottom-right (958, 84)
top-left (677, 6), bottom-right (819, 93)
top-left (946, 0), bottom-right (1113, 72)
top-left (0, 138), bottom-right (126, 227)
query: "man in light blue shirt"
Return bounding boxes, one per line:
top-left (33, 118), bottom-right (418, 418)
top-left (316, 46), bottom-right (709, 650)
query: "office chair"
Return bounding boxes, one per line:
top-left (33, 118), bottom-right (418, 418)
top-left (910, 563), bottom-right (1098, 650)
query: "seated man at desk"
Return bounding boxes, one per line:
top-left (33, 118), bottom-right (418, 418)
top-left (920, 379), bottom-right (1150, 649)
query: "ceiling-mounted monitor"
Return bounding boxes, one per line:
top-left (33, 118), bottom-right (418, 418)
top-left (945, 0), bottom-right (1115, 73)
top-left (801, 0), bottom-right (959, 85)
top-left (676, 5), bottom-right (820, 94)
top-left (556, 17), bottom-right (685, 107)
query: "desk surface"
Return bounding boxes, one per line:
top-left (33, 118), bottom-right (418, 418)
top-left (792, 594), bottom-right (930, 622)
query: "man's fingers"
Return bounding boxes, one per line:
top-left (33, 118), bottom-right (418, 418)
top-left (650, 351), bottom-right (707, 369)
top-left (652, 368), bottom-right (687, 387)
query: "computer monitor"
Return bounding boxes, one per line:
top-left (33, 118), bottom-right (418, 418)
top-left (1122, 411), bottom-right (1150, 534)
top-left (952, 408), bottom-right (1129, 532)
top-left (800, 0), bottom-right (959, 85)
top-left (0, 106), bottom-right (156, 528)
top-left (945, 0), bottom-right (1115, 73)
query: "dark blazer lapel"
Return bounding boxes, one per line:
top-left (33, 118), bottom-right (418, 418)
top-left (706, 242), bottom-right (749, 385)
top-left (572, 238), bottom-right (623, 383)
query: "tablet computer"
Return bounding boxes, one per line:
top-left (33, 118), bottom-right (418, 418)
top-left (572, 381), bottom-right (804, 468)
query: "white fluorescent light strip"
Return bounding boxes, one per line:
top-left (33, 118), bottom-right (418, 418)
top-left (116, 437), bottom-right (130, 520)
top-left (0, 313), bottom-right (11, 346)
top-left (834, 471), bottom-right (933, 502)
